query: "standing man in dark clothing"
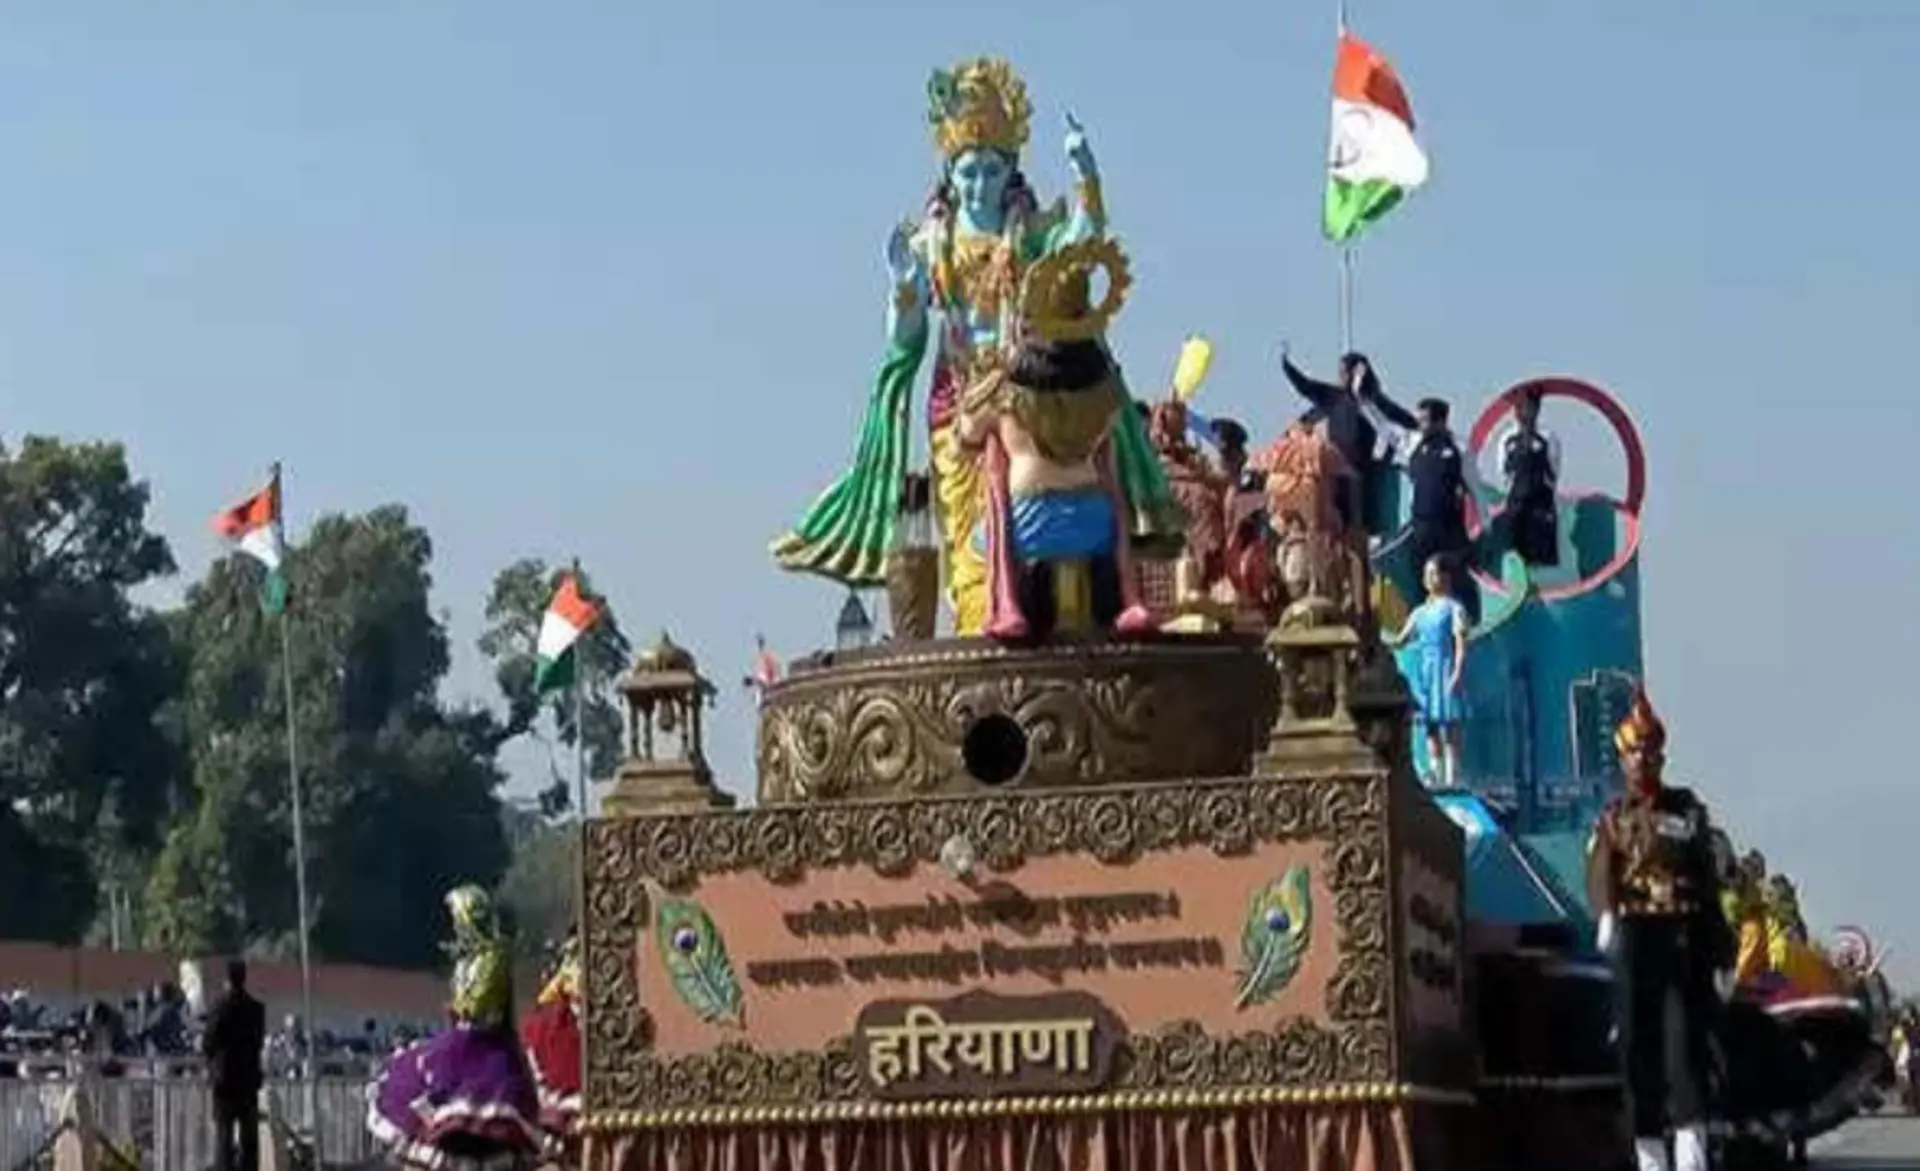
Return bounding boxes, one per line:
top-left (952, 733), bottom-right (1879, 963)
top-left (1280, 347), bottom-right (1419, 538)
top-left (1496, 387), bottom-right (1561, 566)
top-left (202, 960), bottom-right (267, 1171)
top-left (1402, 398), bottom-right (1478, 622)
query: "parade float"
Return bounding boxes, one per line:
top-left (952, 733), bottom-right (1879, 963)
top-left (567, 56), bottom-right (1479, 1171)
top-left (524, 51), bottom-right (1894, 1171)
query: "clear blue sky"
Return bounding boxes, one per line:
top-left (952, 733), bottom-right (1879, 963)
top-left (3, 3), bottom-right (1915, 978)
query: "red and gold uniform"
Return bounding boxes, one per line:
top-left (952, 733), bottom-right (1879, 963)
top-left (1585, 693), bottom-right (1734, 1171)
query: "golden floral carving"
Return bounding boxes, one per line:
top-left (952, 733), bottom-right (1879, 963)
top-left (581, 774), bottom-right (1396, 1126)
top-left (756, 637), bottom-right (1277, 803)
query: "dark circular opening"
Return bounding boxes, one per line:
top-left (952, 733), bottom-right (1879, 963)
top-left (961, 714), bottom-right (1029, 786)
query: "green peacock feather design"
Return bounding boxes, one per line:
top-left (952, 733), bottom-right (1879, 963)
top-left (926, 69), bottom-right (958, 123)
top-left (647, 883), bottom-right (745, 1028)
top-left (1233, 864), bottom-right (1313, 1010)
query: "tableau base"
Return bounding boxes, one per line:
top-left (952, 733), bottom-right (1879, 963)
top-left (754, 634), bottom-right (1277, 804)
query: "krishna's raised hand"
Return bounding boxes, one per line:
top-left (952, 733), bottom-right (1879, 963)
top-left (1064, 110), bottom-right (1098, 181)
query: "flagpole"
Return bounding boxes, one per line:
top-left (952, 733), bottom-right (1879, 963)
top-left (569, 558), bottom-right (591, 1137)
top-left (570, 559), bottom-right (590, 832)
top-left (1336, 0), bottom-right (1355, 356)
top-left (1339, 248), bottom-right (1356, 355)
top-left (272, 461), bottom-right (319, 1132)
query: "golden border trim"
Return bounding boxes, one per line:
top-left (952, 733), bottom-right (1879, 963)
top-left (582, 775), bottom-right (1402, 1115)
top-left (580, 1080), bottom-right (1472, 1131)
top-left (769, 633), bottom-right (1264, 691)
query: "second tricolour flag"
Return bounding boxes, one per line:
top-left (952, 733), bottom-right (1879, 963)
top-left (214, 470), bottom-right (290, 615)
top-left (1324, 29), bottom-right (1429, 244)
top-left (534, 573), bottom-right (603, 695)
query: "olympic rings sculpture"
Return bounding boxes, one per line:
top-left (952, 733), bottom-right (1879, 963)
top-left (1463, 376), bottom-right (1647, 603)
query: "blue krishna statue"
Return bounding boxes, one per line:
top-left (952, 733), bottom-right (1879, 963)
top-left (770, 57), bottom-right (1179, 635)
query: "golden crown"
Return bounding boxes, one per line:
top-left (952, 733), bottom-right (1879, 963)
top-left (1016, 237), bottom-right (1133, 345)
top-left (927, 58), bottom-right (1032, 159)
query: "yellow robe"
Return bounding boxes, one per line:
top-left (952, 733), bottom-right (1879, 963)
top-left (1765, 917), bottom-right (1843, 997)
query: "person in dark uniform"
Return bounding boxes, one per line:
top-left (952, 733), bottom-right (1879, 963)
top-left (1497, 387), bottom-right (1561, 566)
top-left (1402, 398), bottom-right (1478, 623)
top-left (201, 959), bottom-right (267, 1171)
top-left (1280, 347), bottom-right (1419, 537)
top-left (1586, 692), bottom-right (1736, 1171)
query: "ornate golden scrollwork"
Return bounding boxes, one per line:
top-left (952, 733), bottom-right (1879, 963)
top-left (1016, 236), bottom-right (1133, 345)
top-left (748, 633), bottom-right (1274, 798)
top-left (581, 774), bottom-right (1397, 1128)
top-left (755, 638), bottom-right (1276, 803)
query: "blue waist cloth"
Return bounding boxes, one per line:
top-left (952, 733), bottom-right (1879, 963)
top-left (974, 489), bottom-right (1116, 562)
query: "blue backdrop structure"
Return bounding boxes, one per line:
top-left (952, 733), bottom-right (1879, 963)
top-left (1372, 377), bottom-right (1647, 838)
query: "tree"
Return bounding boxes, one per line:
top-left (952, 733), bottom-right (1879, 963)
top-left (0, 436), bottom-right (181, 942)
top-left (155, 505), bottom-right (513, 968)
top-left (496, 805), bottom-right (576, 968)
top-left (477, 559), bottom-right (632, 810)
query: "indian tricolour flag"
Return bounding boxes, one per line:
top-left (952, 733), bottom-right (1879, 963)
top-left (213, 471), bottom-right (289, 615)
top-left (1324, 29), bottom-right (1429, 244)
top-left (534, 574), bottom-right (603, 694)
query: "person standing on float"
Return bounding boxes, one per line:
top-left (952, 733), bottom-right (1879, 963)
top-left (1279, 347), bottom-right (1419, 539)
top-left (1586, 692), bottom-right (1737, 1171)
top-left (1494, 386), bottom-right (1561, 567)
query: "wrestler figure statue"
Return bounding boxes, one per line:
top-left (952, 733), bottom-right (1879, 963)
top-left (1586, 692), bottom-right (1735, 1171)
top-left (953, 236), bottom-right (1161, 640)
top-left (1252, 419), bottom-right (1368, 624)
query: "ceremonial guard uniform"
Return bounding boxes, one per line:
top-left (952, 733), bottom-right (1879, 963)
top-left (1586, 693), bottom-right (1735, 1171)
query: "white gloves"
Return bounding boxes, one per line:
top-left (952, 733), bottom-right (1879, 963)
top-left (1596, 911), bottom-right (1617, 955)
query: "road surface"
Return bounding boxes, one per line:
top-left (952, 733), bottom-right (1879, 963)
top-left (1811, 1113), bottom-right (1920, 1168)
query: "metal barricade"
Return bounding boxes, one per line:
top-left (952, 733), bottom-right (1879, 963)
top-left (0, 1075), bottom-right (375, 1171)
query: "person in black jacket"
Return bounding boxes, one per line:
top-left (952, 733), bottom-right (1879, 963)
top-left (1495, 386), bottom-right (1561, 566)
top-left (202, 959), bottom-right (267, 1171)
top-left (1280, 346), bottom-right (1419, 537)
top-left (1402, 397), bottom-right (1479, 623)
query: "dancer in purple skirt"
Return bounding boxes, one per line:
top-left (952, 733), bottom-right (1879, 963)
top-left (368, 886), bottom-right (543, 1171)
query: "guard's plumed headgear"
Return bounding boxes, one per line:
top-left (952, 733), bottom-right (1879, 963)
top-left (1613, 689), bottom-right (1667, 759)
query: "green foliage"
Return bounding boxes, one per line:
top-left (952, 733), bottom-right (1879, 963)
top-left (477, 558), bottom-right (632, 802)
top-left (156, 505), bottom-right (515, 968)
top-left (0, 437), bottom-right (619, 972)
top-left (497, 811), bottom-right (576, 968)
top-left (0, 437), bottom-right (181, 943)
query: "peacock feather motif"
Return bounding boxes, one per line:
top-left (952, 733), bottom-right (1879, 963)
top-left (647, 883), bottom-right (745, 1028)
top-left (1234, 864), bottom-right (1313, 1010)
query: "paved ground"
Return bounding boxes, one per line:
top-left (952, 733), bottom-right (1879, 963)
top-left (1810, 1113), bottom-right (1920, 1168)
